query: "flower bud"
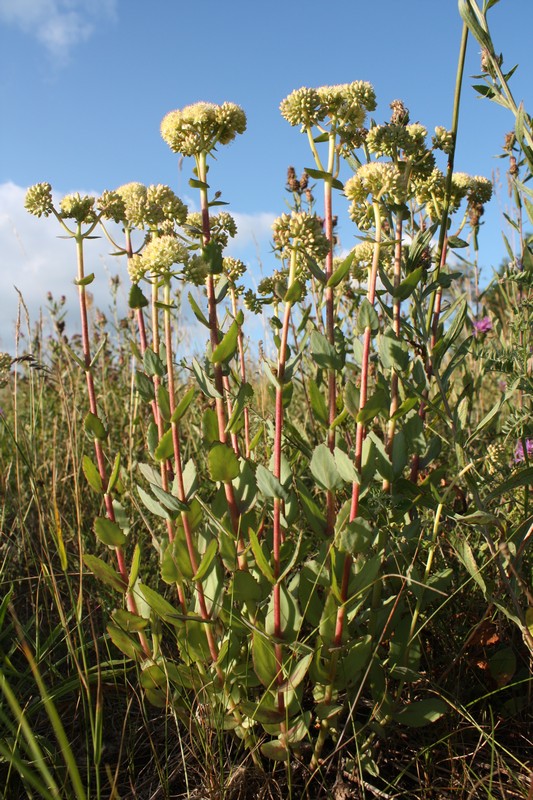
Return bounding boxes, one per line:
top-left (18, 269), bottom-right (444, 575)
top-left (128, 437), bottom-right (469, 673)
top-left (60, 193), bottom-right (96, 224)
top-left (25, 183), bottom-right (54, 217)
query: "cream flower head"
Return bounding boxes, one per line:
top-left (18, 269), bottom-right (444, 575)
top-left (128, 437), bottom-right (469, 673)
top-left (25, 183), bottom-right (54, 217)
top-left (161, 101), bottom-right (246, 156)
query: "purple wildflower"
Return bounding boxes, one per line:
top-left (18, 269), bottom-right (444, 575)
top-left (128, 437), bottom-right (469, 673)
top-left (473, 316), bottom-right (492, 335)
top-left (514, 438), bottom-right (533, 463)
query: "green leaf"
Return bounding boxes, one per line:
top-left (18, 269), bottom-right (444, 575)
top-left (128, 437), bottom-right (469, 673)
top-left (393, 266), bottom-right (424, 300)
top-left (74, 273), bottom-right (95, 286)
top-left (128, 283), bottom-right (148, 309)
top-left (260, 740), bottom-right (290, 762)
top-left (93, 517), bottom-right (127, 547)
top-left (310, 330), bottom-right (342, 370)
top-left (135, 371), bottom-right (155, 402)
top-left (188, 292), bottom-right (209, 327)
top-left (84, 411), bottom-right (107, 440)
top-left (171, 386), bottom-right (196, 422)
top-left (308, 379), bottom-right (328, 426)
top-left (112, 608), bottom-right (149, 632)
top-left (304, 254), bottom-right (326, 283)
top-left (231, 570), bottom-right (262, 603)
top-left (255, 465), bottom-right (289, 501)
top-left (336, 517), bottom-right (373, 555)
top-left (211, 321), bottom-right (239, 364)
top-left (107, 623), bottom-right (144, 660)
top-left (203, 241), bottom-right (223, 274)
top-left (265, 583), bottom-right (302, 639)
top-left (154, 428), bottom-right (174, 462)
top-left (284, 278), bottom-right (304, 303)
top-left (226, 382), bottom-right (253, 434)
top-left (280, 652), bottom-right (314, 691)
top-left (450, 534), bottom-right (487, 592)
top-left (208, 443), bottom-right (240, 482)
top-left (393, 698), bottom-right (447, 727)
top-left (379, 328), bottom-right (409, 371)
top-left (344, 381), bottom-right (360, 417)
top-left (333, 447), bottom-right (358, 483)
top-left (252, 631), bottom-right (278, 688)
top-left (137, 583), bottom-right (180, 625)
top-left (83, 554), bottom-right (126, 593)
top-left (157, 385), bottom-right (171, 422)
top-left (447, 236), bottom-right (469, 249)
top-left (304, 167), bottom-right (343, 190)
top-left (189, 177), bottom-right (209, 189)
top-left (202, 408), bottom-right (219, 443)
top-left (327, 251), bottom-right (354, 287)
top-left (128, 544), bottom-right (142, 590)
top-left (356, 387), bottom-right (388, 424)
top-left (82, 455), bottom-right (102, 493)
top-left (143, 347), bottom-right (166, 378)
top-left (108, 452), bottom-right (121, 493)
top-left (311, 444), bottom-right (343, 490)
top-left (192, 539), bottom-right (218, 582)
top-left (191, 358), bottom-right (222, 399)
top-left (249, 527), bottom-right (275, 584)
top-left (356, 298), bottom-right (379, 334)
top-left (150, 484), bottom-right (188, 513)
top-left (137, 485), bottom-right (169, 519)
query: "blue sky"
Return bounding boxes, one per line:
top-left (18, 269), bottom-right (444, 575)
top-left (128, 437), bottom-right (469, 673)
top-left (0, 0), bottom-right (531, 350)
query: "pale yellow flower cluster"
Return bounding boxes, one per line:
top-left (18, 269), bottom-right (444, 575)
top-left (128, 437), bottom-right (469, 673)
top-left (161, 102), bottom-right (246, 156)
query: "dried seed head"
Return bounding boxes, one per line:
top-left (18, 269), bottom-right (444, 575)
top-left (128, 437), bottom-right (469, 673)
top-left (503, 131), bottom-right (516, 152)
top-left (389, 99), bottom-right (409, 125)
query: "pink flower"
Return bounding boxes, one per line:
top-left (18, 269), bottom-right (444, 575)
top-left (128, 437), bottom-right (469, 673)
top-left (514, 438), bottom-right (533, 463)
top-left (473, 316), bottom-right (492, 335)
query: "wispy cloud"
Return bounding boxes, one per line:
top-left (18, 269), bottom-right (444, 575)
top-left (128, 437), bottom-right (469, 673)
top-left (0, 0), bottom-right (117, 62)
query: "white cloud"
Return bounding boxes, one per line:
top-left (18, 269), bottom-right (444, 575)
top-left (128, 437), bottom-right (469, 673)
top-left (0, 182), bottom-right (277, 355)
top-left (228, 211), bottom-right (276, 257)
top-left (0, 0), bottom-right (117, 62)
top-left (0, 181), bottom-right (130, 351)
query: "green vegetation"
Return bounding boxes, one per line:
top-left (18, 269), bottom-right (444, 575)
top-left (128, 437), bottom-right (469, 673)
top-left (1, 2), bottom-right (532, 797)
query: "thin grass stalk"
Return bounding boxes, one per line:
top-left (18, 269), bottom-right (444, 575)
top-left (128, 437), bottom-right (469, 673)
top-left (410, 21), bottom-right (468, 486)
top-left (0, 670), bottom-right (61, 798)
top-left (11, 609), bottom-right (88, 800)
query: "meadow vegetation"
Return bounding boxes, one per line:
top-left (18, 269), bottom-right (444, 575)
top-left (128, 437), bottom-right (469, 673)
top-left (0, 1), bottom-right (532, 797)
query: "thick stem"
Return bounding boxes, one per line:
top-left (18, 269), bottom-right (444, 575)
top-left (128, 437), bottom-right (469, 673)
top-left (163, 278), bottom-right (219, 655)
top-left (75, 234), bottom-right (150, 656)
top-left (231, 287), bottom-right (251, 458)
top-left (272, 249), bottom-right (298, 714)
top-left (312, 204), bottom-right (383, 769)
top-left (197, 152), bottom-right (244, 562)
top-left (383, 214), bottom-right (404, 492)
